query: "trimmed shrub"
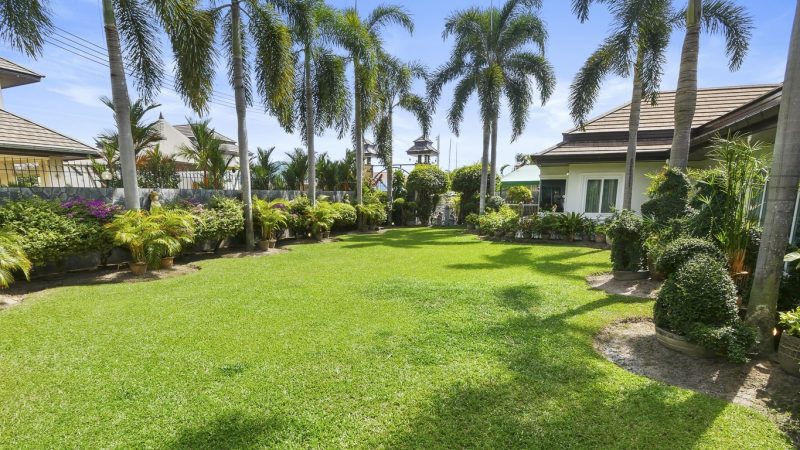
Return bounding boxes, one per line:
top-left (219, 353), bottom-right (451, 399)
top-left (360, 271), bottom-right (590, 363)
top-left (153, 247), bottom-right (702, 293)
top-left (656, 237), bottom-right (726, 277)
top-left (654, 254), bottom-right (757, 361)
top-left (505, 186), bottom-right (533, 204)
top-left (641, 168), bottom-right (691, 223)
top-left (406, 165), bottom-right (448, 225)
top-left (187, 196), bottom-right (244, 250)
top-left (330, 202), bottom-right (357, 230)
top-left (607, 210), bottom-right (645, 272)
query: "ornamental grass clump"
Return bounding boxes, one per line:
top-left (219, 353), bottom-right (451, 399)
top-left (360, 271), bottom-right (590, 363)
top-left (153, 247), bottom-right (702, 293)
top-left (0, 230), bottom-right (31, 288)
top-left (654, 254), bottom-right (758, 362)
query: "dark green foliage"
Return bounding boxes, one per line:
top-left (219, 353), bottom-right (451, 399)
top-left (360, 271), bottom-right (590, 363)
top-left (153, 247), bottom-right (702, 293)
top-left (392, 169), bottom-right (407, 200)
top-left (656, 237), bottom-right (725, 277)
top-left (505, 186), bottom-right (533, 204)
top-left (0, 198), bottom-right (103, 265)
top-left (780, 264), bottom-right (800, 312)
top-left (641, 168), bottom-right (691, 223)
top-left (331, 202), bottom-right (357, 230)
top-left (654, 254), bottom-right (757, 361)
top-left (406, 165), bottom-right (448, 225)
top-left (450, 164), bottom-right (482, 197)
top-left (137, 152), bottom-right (180, 189)
top-left (607, 210), bottom-right (645, 272)
top-left (188, 196), bottom-right (245, 250)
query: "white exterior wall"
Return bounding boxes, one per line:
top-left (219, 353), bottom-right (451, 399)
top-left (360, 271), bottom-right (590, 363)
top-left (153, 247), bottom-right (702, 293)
top-left (539, 161), bottom-right (666, 218)
top-left (155, 118), bottom-right (195, 164)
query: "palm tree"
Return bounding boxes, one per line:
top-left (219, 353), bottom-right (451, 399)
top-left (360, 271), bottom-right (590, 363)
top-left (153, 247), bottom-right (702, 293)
top-left (331, 4), bottom-right (414, 205)
top-left (0, 0), bottom-right (212, 210)
top-left (178, 120), bottom-right (234, 190)
top-left (746, 2), bottom-right (800, 352)
top-left (96, 97), bottom-right (163, 154)
top-left (429, 0), bottom-right (555, 213)
top-left (250, 147), bottom-right (285, 190)
top-left (189, 0), bottom-right (295, 250)
top-left (277, 0), bottom-right (351, 204)
top-left (315, 152), bottom-right (337, 191)
top-left (668, 0), bottom-right (752, 170)
top-left (283, 148), bottom-right (309, 191)
top-left (374, 53), bottom-right (430, 210)
top-left (569, 0), bottom-right (672, 210)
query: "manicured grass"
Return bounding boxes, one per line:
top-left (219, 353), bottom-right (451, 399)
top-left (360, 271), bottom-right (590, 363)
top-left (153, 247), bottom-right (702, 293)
top-left (0, 228), bottom-right (790, 448)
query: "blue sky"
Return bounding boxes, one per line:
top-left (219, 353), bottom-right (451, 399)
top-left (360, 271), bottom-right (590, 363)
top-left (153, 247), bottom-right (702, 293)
top-left (0, 0), bottom-right (795, 172)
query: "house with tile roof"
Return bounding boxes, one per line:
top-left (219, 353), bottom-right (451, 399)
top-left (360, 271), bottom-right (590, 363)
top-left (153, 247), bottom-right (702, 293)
top-left (0, 57), bottom-right (99, 187)
top-left (531, 84), bottom-right (783, 211)
top-left (151, 115), bottom-right (239, 170)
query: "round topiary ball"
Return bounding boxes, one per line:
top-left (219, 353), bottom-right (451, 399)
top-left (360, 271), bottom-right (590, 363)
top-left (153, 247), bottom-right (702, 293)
top-left (656, 237), bottom-right (726, 277)
top-left (653, 254), bottom-right (738, 334)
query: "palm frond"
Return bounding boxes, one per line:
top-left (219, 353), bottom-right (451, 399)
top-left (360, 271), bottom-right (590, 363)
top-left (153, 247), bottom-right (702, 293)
top-left (700, 0), bottom-right (753, 70)
top-left (114, 0), bottom-right (164, 101)
top-left (0, 0), bottom-right (52, 56)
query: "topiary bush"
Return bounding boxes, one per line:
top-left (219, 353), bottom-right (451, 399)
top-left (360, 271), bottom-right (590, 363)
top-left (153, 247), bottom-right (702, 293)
top-left (607, 210), bottom-right (645, 272)
top-left (654, 254), bottom-right (757, 362)
top-left (485, 195), bottom-right (505, 212)
top-left (656, 237), bottom-right (726, 277)
top-left (330, 202), bottom-right (357, 230)
top-left (406, 165), bottom-right (448, 225)
top-left (641, 168), bottom-right (691, 223)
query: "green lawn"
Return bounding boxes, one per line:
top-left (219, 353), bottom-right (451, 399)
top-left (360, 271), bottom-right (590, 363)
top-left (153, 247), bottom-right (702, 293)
top-left (0, 228), bottom-right (790, 448)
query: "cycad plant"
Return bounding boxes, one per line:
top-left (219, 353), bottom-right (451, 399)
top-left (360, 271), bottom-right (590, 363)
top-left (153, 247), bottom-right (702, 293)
top-left (331, 4), bottom-right (414, 205)
top-left (569, 0), bottom-right (673, 210)
top-left (0, 230), bottom-right (31, 288)
top-left (429, 0), bottom-right (555, 212)
top-left (668, 0), bottom-right (753, 169)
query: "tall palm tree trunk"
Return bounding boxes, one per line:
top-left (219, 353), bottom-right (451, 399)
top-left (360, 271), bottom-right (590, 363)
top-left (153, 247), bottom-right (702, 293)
top-left (102, 0), bottom-right (139, 210)
top-left (355, 61), bottom-right (363, 205)
top-left (386, 108), bottom-right (394, 223)
top-left (479, 120), bottom-right (490, 214)
top-left (304, 44), bottom-right (316, 205)
top-left (669, 0), bottom-right (701, 170)
top-left (623, 56), bottom-right (644, 210)
top-left (230, 0), bottom-right (254, 250)
top-left (746, 2), bottom-right (800, 352)
top-left (490, 116), bottom-right (498, 197)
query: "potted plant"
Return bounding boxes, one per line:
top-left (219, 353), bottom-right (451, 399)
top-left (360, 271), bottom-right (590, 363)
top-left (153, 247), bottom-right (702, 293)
top-left (105, 211), bottom-right (161, 276)
top-left (309, 202), bottom-right (336, 241)
top-left (539, 212), bottom-right (559, 240)
top-left (253, 198), bottom-right (288, 250)
top-left (465, 213), bottom-right (479, 231)
top-left (595, 222), bottom-right (607, 243)
top-left (778, 307), bottom-right (800, 376)
top-left (148, 209), bottom-right (195, 269)
top-left (559, 212), bottom-right (585, 242)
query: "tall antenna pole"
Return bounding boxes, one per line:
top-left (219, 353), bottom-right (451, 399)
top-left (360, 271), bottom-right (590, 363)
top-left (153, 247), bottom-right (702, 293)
top-left (455, 142), bottom-right (458, 168)
top-left (448, 138), bottom-right (452, 172)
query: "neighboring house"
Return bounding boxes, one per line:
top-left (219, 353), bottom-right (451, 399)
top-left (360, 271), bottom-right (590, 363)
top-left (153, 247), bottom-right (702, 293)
top-left (0, 57), bottom-right (99, 187)
top-left (153, 115), bottom-right (239, 169)
top-left (407, 136), bottom-right (439, 165)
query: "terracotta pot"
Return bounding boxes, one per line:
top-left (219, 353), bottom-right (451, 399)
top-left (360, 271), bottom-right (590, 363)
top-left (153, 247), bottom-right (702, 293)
top-left (130, 262), bottom-right (147, 276)
top-left (160, 257), bottom-right (174, 270)
top-left (655, 326), bottom-right (715, 358)
top-left (778, 333), bottom-right (800, 377)
top-left (595, 233), bottom-right (606, 244)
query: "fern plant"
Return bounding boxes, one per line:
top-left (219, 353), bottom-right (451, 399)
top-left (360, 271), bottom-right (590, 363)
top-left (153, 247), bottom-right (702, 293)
top-left (0, 230), bottom-right (31, 288)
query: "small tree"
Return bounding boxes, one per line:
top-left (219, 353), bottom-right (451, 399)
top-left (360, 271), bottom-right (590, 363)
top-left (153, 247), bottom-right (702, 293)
top-left (406, 165), bottom-right (448, 226)
top-left (506, 186), bottom-right (533, 204)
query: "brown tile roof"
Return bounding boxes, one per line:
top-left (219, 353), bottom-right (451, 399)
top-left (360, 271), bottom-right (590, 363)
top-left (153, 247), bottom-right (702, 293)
top-left (0, 109), bottom-right (98, 157)
top-left (535, 84), bottom-right (781, 164)
top-left (0, 57), bottom-right (42, 88)
top-left (174, 124), bottom-right (236, 144)
top-left (570, 84), bottom-right (779, 133)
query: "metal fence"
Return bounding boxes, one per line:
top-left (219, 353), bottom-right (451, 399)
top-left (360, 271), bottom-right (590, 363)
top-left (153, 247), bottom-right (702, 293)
top-left (0, 158), bottom-right (253, 190)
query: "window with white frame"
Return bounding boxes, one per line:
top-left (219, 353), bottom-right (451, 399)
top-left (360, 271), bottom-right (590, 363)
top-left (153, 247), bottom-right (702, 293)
top-left (584, 177), bottom-right (620, 214)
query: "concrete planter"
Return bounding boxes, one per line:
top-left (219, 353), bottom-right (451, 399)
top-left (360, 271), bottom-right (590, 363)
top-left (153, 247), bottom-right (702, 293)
top-left (612, 270), bottom-right (650, 281)
top-left (655, 326), bottom-right (716, 358)
top-left (129, 262), bottom-right (147, 276)
top-left (160, 257), bottom-right (174, 270)
top-left (257, 240), bottom-right (271, 251)
top-left (778, 333), bottom-right (800, 377)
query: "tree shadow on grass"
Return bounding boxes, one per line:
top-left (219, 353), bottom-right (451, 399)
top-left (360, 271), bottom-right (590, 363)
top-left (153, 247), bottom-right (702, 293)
top-left (167, 410), bottom-right (297, 449)
top-left (447, 246), bottom-right (609, 282)
top-left (379, 283), bottom-right (752, 449)
top-left (339, 228), bottom-right (481, 250)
